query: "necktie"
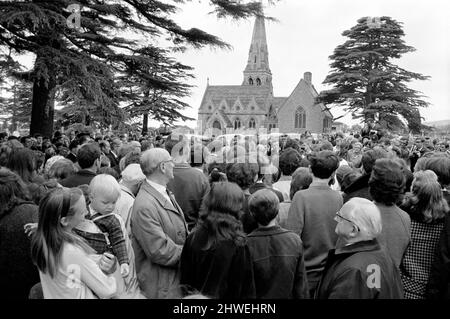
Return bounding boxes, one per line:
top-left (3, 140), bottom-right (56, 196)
top-left (166, 190), bottom-right (178, 211)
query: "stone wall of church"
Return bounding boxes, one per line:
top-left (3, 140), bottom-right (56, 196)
top-left (277, 81), bottom-right (326, 133)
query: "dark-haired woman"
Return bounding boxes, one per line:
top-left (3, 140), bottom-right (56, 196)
top-left (6, 148), bottom-right (45, 185)
top-left (0, 168), bottom-right (39, 299)
top-left (400, 170), bottom-right (449, 299)
top-left (31, 188), bottom-right (117, 299)
top-left (179, 182), bottom-right (255, 298)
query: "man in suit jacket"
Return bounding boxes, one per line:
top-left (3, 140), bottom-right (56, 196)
top-left (100, 140), bottom-right (119, 168)
top-left (166, 138), bottom-right (210, 231)
top-left (66, 139), bottom-right (80, 163)
top-left (131, 148), bottom-right (188, 299)
top-left (60, 143), bottom-right (100, 187)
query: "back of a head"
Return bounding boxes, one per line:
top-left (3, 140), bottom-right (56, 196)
top-left (279, 148), bottom-right (302, 176)
top-left (410, 170), bottom-right (449, 222)
top-left (6, 148), bottom-right (36, 182)
top-left (98, 167), bottom-right (120, 180)
top-left (290, 167), bottom-right (313, 199)
top-left (141, 140), bottom-right (153, 152)
top-left (226, 162), bottom-right (259, 190)
top-left (117, 143), bottom-right (135, 161)
top-left (248, 188), bottom-right (280, 226)
top-left (77, 143), bottom-right (101, 169)
top-left (121, 163), bottom-right (146, 185)
top-left (202, 181), bottom-right (244, 219)
top-left (423, 156), bottom-right (450, 188)
top-left (361, 148), bottom-right (388, 175)
top-left (0, 168), bottom-right (30, 215)
top-left (344, 197), bottom-right (382, 240)
top-left (48, 158), bottom-right (76, 181)
top-left (336, 165), bottom-right (354, 187)
top-left (369, 158), bottom-right (405, 206)
top-left (309, 150), bottom-right (339, 179)
top-left (319, 141), bottom-right (334, 151)
top-left (122, 149), bottom-right (141, 172)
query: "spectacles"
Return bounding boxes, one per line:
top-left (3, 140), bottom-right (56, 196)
top-left (335, 212), bottom-right (360, 231)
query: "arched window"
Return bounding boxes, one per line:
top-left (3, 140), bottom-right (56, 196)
top-left (249, 77), bottom-right (254, 85)
top-left (236, 105), bottom-right (240, 112)
top-left (234, 118), bottom-right (241, 130)
top-left (249, 118), bottom-right (256, 129)
top-left (254, 56), bottom-right (257, 63)
top-left (256, 78), bottom-right (261, 86)
top-left (295, 107), bottom-right (306, 129)
top-left (213, 120), bottom-right (222, 131)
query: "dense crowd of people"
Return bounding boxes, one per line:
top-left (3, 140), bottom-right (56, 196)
top-left (0, 127), bottom-right (450, 299)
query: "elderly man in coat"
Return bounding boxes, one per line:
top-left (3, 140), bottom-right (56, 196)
top-left (316, 197), bottom-right (403, 299)
top-left (131, 148), bottom-right (188, 299)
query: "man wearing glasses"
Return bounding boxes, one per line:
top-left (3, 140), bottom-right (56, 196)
top-left (131, 148), bottom-right (188, 299)
top-left (316, 197), bottom-right (403, 299)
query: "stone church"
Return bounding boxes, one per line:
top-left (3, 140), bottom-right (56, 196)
top-left (197, 14), bottom-right (333, 135)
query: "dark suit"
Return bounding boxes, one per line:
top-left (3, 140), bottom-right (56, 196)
top-left (167, 164), bottom-right (209, 231)
top-left (66, 152), bottom-right (77, 163)
top-left (106, 151), bottom-right (119, 168)
top-left (60, 169), bottom-right (97, 188)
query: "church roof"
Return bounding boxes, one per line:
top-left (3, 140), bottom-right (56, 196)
top-left (218, 109), bottom-right (233, 127)
top-left (272, 97), bottom-right (288, 112)
top-left (200, 85), bottom-right (271, 111)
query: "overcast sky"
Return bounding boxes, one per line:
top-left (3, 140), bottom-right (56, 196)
top-left (169, 0), bottom-right (450, 128)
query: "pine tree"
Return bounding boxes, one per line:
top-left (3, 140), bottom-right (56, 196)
top-left (0, 0), bottom-right (266, 137)
top-left (317, 16), bottom-right (429, 134)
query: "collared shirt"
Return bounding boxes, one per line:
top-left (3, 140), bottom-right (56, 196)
top-left (146, 179), bottom-right (171, 203)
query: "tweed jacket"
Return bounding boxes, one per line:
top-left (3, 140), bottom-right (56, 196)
top-left (131, 181), bottom-right (188, 299)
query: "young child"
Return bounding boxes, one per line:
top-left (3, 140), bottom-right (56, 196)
top-left (88, 174), bottom-right (129, 278)
top-left (246, 189), bottom-right (309, 299)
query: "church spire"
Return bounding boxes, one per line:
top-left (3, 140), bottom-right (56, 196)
top-left (243, 11), bottom-right (272, 88)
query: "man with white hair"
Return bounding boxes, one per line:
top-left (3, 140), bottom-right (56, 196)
top-left (131, 148), bottom-right (188, 299)
top-left (115, 163), bottom-right (146, 235)
top-left (316, 197), bottom-right (403, 299)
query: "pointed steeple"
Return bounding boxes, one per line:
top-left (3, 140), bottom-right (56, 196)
top-left (243, 12), bottom-right (272, 89)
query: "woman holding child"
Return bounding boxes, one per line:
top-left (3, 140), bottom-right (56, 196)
top-left (31, 187), bottom-right (118, 299)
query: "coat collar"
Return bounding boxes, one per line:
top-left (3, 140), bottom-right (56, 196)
top-left (247, 225), bottom-right (290, 237)
top-left (140, 181), bottom-right (184, 217)
top-left (174, 163), bottom-right (191, 169)
top-left (120, 184), bottom-right (135, 198)
top-left (334, 239), bottom-right (381, 256)
top-left (77, 169), bottom-right (97, 176)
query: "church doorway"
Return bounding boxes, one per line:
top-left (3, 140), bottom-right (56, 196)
top-left (212, 120), bottom-right (222, 136)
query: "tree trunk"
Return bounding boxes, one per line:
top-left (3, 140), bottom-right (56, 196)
top-left (142, 113), bottom-right (148, 134)
top-left (30, 59), bottom-right (57, 138)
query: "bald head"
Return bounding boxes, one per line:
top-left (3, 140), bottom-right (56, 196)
top-left (140, 148), bottom-right (172, 177)
top-left (341, 197), bottom-right (382, 240)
